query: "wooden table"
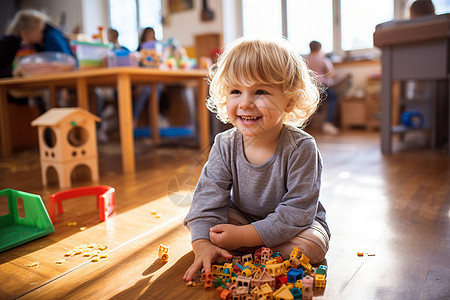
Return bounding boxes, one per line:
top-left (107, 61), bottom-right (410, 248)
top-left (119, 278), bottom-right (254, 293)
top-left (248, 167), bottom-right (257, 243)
top-left (0, 67), bottom-right (209, 173)
top-left (373, 14), bottom-right (450, 155)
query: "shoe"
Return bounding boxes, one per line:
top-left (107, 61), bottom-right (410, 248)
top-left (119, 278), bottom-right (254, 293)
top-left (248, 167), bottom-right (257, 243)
top-left (322, 122), bottom-right (340, 135)
top-left (97, 128), bottom-right (109, 143)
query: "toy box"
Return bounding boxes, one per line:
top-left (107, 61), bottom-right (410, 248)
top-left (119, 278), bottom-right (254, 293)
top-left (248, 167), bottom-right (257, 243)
top-left (18, 51), bottom-right (76, 77)
top-left (71, 40), bottom-right (112, 69)
top-left (104, 49), bottom-right (140, 67)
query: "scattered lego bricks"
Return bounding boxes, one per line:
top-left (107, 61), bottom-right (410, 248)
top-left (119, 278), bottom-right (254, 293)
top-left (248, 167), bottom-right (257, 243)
top-left (27, 262), bottom-right (40, 268)
top-left (158, 244), bottom-right (169, 262)
top-left (190, 246), bottom-right (327, 299)
top-left (56, 244), bottom-right (108, 264)
top-left (151, 209), bottom-right (162, 218)
top-left (357, 252), bottom-right (376, 257)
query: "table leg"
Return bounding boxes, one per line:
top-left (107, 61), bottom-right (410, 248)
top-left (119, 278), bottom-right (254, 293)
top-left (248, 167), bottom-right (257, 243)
top-left (117, 74), bottom-right (135, 173)
top-left (197, 78), bottom-right (210, 151)
top-left (49, 85), bottom-right (57, 107)
top-left (150, 83), bottom-right (160, 145)
top-left (381, 48), bottom-right (393, 154)
top-left (0, 86), bottom-right (11, 158)
top-left (76, 77), bottom-right (88, 109)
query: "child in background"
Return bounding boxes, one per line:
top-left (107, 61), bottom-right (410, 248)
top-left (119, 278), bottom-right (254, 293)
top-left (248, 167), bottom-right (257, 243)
top-left (183, 37), bottom-right (330, 282)
top-left (107, 28), bottom-right (129, 52)
top-left (134, 27), bottom-right (163, 128)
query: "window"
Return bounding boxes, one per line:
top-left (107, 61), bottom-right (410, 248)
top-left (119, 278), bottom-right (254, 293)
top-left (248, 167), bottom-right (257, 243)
top-left (139, 0), bottom-right (163, 41)
top-left (109, 0), bottom-right (138, 50)
top-left (242, 0), bottom-right (282, 38)
top-left (286, 0), bottom-right (333, 54)
top-left (242, 0), bottom-right (395, 55)
top-left (341, 0), bottom-right (393, 51)
top-left (109, 0), bottom-right (162, 51)
top-left (434, 0), bottom-right (450, 15)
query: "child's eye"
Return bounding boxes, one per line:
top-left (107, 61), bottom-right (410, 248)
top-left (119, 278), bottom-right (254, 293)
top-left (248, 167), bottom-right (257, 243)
top-left (230, 89), bottom-right (241, 94)
top-left (255, 89), bottom-right (269, 95)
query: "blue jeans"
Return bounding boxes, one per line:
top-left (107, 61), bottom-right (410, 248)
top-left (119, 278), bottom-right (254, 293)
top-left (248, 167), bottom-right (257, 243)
top-left (324, 87), bottom-right (338, 123)
top-left (133, 84), bottom-right (163, 121)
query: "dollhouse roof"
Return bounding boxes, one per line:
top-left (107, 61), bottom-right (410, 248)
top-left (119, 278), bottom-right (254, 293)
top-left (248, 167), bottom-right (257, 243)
top-left (272, 284), bottom-right (294, 299)
top-left (259, 270), bottom-right (273, 281)
top-left (31, 108), bottom-right (100, 127)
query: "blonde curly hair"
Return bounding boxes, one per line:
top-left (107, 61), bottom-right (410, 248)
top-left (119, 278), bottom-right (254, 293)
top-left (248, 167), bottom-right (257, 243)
top-left (6, 10), bottom-right (47, 37)
top-left (207, 36), bottom-right (321, 127)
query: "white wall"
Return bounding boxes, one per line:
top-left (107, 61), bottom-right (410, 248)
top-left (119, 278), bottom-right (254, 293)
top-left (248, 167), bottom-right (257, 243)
top-left (162, 0), bottom-right (223, 47)
top-left (19, 0), bottom-right (222, 48)
top-left (19, 0), bottom-right (82, 33)
top-left (19, 0), bottom-right (109, 37)
top-left (222, 0), bottom-right (242, 45)
top-left (335, 61), bottom-right (381, 94)
top-left (80, 0), bottom-right (109, 38)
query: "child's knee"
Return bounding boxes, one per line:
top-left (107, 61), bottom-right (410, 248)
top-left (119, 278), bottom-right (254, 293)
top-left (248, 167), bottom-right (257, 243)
top-left (299, 239), bottom-right (326, 265)
top-left (273, 239), bottom-right (326, 265)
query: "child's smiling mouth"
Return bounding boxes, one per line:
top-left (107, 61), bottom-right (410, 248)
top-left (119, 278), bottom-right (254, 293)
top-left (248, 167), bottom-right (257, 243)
top-left (239, 115), bottom-right (262, 121)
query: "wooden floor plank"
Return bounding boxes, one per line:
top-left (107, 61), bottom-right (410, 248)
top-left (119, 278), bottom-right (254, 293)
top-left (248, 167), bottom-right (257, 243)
top-left (1, 130), bottom-right (449, 299)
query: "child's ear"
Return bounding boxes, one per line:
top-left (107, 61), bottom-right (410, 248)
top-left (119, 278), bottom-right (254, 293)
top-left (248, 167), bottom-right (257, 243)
top-left (285, 98), bottom-right (295, 112)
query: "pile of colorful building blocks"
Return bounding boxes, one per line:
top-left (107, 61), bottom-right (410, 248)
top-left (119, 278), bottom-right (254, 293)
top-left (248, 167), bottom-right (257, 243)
top-left (190, 246), bottom-right (327, 300)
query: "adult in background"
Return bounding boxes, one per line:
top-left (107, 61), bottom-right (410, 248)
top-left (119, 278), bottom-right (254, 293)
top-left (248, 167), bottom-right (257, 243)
top-left (0, 9), bottom-right (47, 113)
top-left (306, 40), bottom-right (340, 135)
top-left (409, 0), bottom-right (435, 18)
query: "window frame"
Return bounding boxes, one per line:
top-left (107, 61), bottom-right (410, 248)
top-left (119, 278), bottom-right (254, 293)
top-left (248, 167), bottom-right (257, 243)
top-left (108, 0), bottom-right (163, 51)
top-left (233, 0), bottom-right (419, 57)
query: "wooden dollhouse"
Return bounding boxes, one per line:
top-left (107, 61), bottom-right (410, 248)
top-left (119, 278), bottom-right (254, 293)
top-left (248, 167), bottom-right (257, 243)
top-left (31, 108), bottom-right (100, 188)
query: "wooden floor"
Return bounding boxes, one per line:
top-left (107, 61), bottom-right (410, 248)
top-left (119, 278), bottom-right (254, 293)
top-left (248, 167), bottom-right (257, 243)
top-left (1, 129), bottom-right (449, 299)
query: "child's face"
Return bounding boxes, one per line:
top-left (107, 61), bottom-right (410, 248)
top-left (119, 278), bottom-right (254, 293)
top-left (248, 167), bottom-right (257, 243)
top-left (226, 84), bottom-right (290, 138)
top-left (21, 23), bottom-right (45, 45)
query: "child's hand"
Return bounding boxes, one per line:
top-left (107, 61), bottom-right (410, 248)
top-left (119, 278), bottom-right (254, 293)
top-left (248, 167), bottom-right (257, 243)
top-left (209, 224), bottom-right (243, 250)
top-left (183, 239), bottom-right (232, 282)
top-left (210, 224), bottom-right (264, 250)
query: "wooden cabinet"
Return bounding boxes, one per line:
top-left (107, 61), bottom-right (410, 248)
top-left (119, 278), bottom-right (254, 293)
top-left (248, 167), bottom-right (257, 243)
top-left (365, 76), bottom-right (381, 130)
top-left (340, 96), bottom-right (367, 129)
top-left (340, 76), bottom-right (381, 130)
top-left (194, 33), bottom-right (222, 63)
top-left (10, 103), bottom-right (39, 149)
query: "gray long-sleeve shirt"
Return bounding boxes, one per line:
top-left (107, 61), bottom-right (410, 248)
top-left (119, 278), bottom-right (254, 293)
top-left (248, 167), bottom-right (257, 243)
top-left (184, 125), bottom-right (330, 247)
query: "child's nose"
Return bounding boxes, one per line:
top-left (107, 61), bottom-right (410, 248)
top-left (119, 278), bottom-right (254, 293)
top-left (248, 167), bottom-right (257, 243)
top-left (239, 94), bottom-right (254, 109)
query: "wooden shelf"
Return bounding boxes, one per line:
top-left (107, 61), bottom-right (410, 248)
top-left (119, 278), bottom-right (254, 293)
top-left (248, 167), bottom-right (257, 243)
top-left (391, 124), bottom-right (431, 134)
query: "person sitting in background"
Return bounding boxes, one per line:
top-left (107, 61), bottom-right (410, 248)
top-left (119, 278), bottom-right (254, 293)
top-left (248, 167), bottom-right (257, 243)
top-left (137, 27), bottom-right (156, 51)
top-left (107, 28), bottom-right (129, 51)
top-left (402, 0), bottom-right (436, 115)
top-left (96, 27), bottom-right (130, 116)
top-left (409, 0), bottom-right (435, 18)
top-left (0, 9), bottom-right (47, 114)
top-left (306, 40), bottom-right (340, 135)
top-left (0, 10), bottom-right (45, 78)
top-left (134, 27), bottom-right (163, 128)
top-left (95, 27), bottom-right (132, 143)
top-left (41, 22), bottom-right (75, 56)
top-left (41, 20), bottom-right (78, 108)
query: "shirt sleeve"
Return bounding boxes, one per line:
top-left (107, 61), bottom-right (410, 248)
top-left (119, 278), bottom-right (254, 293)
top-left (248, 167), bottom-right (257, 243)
top-left (251, 138), bottom-right (322, 247)
top-left (184, 134), bottom-right (233, 242)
